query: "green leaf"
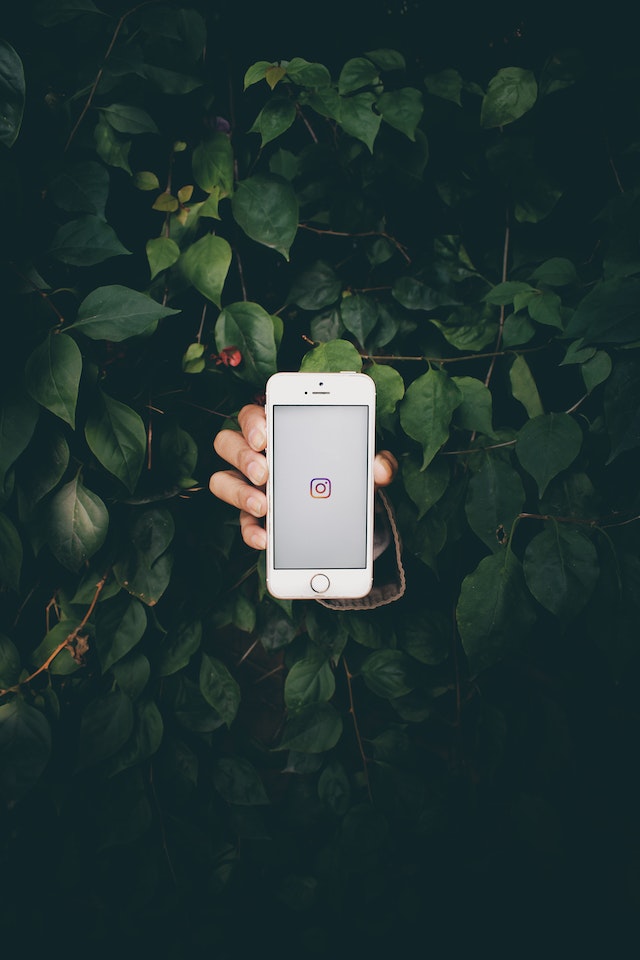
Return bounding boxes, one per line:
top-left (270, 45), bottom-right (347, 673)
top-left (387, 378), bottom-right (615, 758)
top-left (30, 618), bottom-right (82, 675)
top-left (527, 290), bottom-right (563, 329)
top-left (392, 275), bottom-right (460, 310)
top-left (318, 760), bottom-right (351, 815)
top-left (582, 351), bottom-right (612, 393)
top-left (16, 426), bottom-right (68, 516)
top-left (523, 523), bottom-right (599, 619)
top-left (465, 454), bottom-right (525, 552)
top-left (199, 653), bottom-right (241, 728)
top-left (231, 174), bottom-right (298, 260)
top-left (142, 64), bottom-right (202, 94)
top-left (24, 332), bottom-right (81, 429)
top-left (99, 103), bottom-right (158, 135)
top-left (424, 68), bottom-right (463, 105)
top-left (484, 281), bottom-right (535, 306)
top-left (111, 653), bottom-right (150, 701)
top-left (77, 688), bottom-right (134, 769)
top-left (95, 594), bottom-right (147, 673)
top-left (244, 61), bottom-right (273, 90)
top-left (0, 391), bottom-right (39, 486)
top-left (288, 260), bottom-right (342, 310)
top-left (133, 170), bottom-right (160, 191)
top-left (214, 757), bottom-right (270, 805)
top-left (215, 301), bottom-right (278, 385)
top-left (377, 88), bottom-right (423, 140)
top-left (430, 306), bottom-right (498, 352)
top-left (516, 413), bottom-right (583, 496)
top-left (480, 67), bottom-right (537, 128)
top-left (0, 633), bottom-right (20, 688)
top-left (0, 513), bottom-right (22, 592)
top-left (69, 284), bottom-right (179, 341)
top-left (367, 362), bottom-right (404, 417)
top-left (603, 360), bottom-right (640, 462)
top-left (340, 294), bottom-right (378, 344)
top-left (530, 257), bottom-right (577, 287)
top-left (85, 391), bottom-right (146, 492)
top-left (48, 161), bottom-right (109, 217)
top-left (509, 354), bottom-right (544, 418)
top-left (114, 509), bottom-right (174, 606)
top-left (364, 49), bottom-right (406, 71)
top-left (284, 647), bottom-right (335, 709)
top-left (401, 456), bottom-right (449, 520)
top-left (452, 376), bottom-right (495, 436)
top-left (456, 552), bottom-right (536, 674)
top-left (49, 215), bottom-right (131, 266)
top-left (192, 133), bottom-right (234, 197)
top-left (146, 236), bottom-right (180, 280)
top-left (399, 368), bottom-right (462, 469)
top-left (157, 619), bottom-right (202, 676)
top-left (45, 476), bottom-right (109, 571)
top-left (360, 649), bottom-right (416, 699)
top-left (0, 699), bottom-right (51, 803)
top-left (300, 339), bottom-right (362, 372)
top-left (400, 609), bottom-right (450, 666)
top-left (178, 233), bottom-right (232, 308)
top-left (564, 279), bottom-right (640, 345)
top-left (277, 701), bottom-right (343, 753)
top-left (285, 58), bottom-right (331, 87)
top-left (0, 39), bottom-right (25, 147)
top-left (339, 92), bottom-right (381, 152)
top-left (105, 697), bottom-right (163, 777)
top-left (252, 98), bottom-right (296, 147)
top-left (94, 114), bottom-right (131, 173)
top-left (338, 57), bottom-right (379, 94)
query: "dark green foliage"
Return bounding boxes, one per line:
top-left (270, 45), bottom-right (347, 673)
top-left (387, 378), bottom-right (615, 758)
top-left (1, 2), bottom-right (640, 955)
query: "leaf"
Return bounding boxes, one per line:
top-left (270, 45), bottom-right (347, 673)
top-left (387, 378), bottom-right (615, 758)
top-left (339, 92), bottom-right (381, 152)
top-left (367, 362), bottom-right (405, 417)
top-left (340, 294), bottom-right (378, 344)
top-left (215, 301), bottom-right (278, 385)
top-left (523, 523), bottom-right (599, 619)
top-left (480, 67), bottom-right (537, 128)
top-left (399, 368), bottom-right (462, 469)
top-left (231, 174), bottom-right (298, 260)
top-left (400, 609), bottom-right (450, 666)
top-left (76, 688), bottom-right (134, 769)
top-left (509, 354), bottom-right (544, 418)
top-left (142, 64), bottom-right (202, 95)
top-left (364, 49), bottom-right (406, 72)
top-left (0, 633), bottom-right (20, 688)
top-left (300, 339), bottom-right (363, 372)
top-left (95, 594), bottom-right (147, 672)
top-left (452, 376), bottom-right (495, 436)
top-left (377, 88), bottom-right (423, 140)
top-left (582, 351), bottom-right (612, 394)
top-left (49, 215), bottom-right (131, 266)
top-left (516, 413), bottom-right (583, 496)
top-left (288, 260), bottom-right (342, 310)
top-left (178, 233), bottom-right (232, 308)
top-left (318, 760), bottom-right (351, 816)
top-left (114, 508), bottom-right (174, 606)
top-left (111, 653), bottom-right (150, 701)
top-left (0, 391), bottom-right (39, 486)
top-left (277, 701), bottom-right (343, 753)
top-left (24, 333), bottom-right (81, 428)
top-left (530, 257), bottom-right (577, 287)
top-left (484, 281), bottom-right (536, 305)
top-left (401, 456), bottom-right (449, 520)
top-left (69, 284), bottom-right (179, 341)
top-left (199, 653), bottom-right (241, 728)
top-left (134, 171), bottom-right (160, 191)
top-left (152, 191), bottom-right (178, 212)
top-left (252, 98), bottom-right (296, 147)
top-left (99, 103), bottom-right (158, 135)
top-left (105, 698), bottom-right (163, 777)
top-left (48, 161), bottom-right (109, 216)
top-left (157, 619), bottom-right (202, 676)
top-left (0, 513), bottom-right (22, 592)
top-left (0, 39), bottom-right (25, 147)
top-left (338, 57), bottom-right (379, 94)
top-left (265, 65), bottom-right (286, 89)
top-left (527, 290), bottom-right (563, 329)
top-left (146, 236), bottom-right (180, 280)
top-left (392, 276), bottom-right (460, 311)
top-left (0, 699), bottom-right (51, 803)
top-left (284, 647), bottom-right (335, 709)
top-left (424, 68), bottom-right (463, 105)
top-left (30, 618), bottom-right (82, 675)
top-left (285, 58), bottom-right (331, 87)
top-left (192, 132), bottom-right (234, 197)
top-left (456, 552), bottom-right (536, 675)
top-left (45, 476), bottom-right (109, 571)
top-left (360, 649), bottom-right (416, 699)
top-left (213, 757), bottom-right (270, 805)
top-left (84, 391), bottom-right (146, 492)
top-left (464, 454), bottom-right (525, 553)
top-left (603, 360), bottom-right (640, 462)
top-left (564, 278), bottom-right (640, 344)
top-left (93, 114), bottom-right (131, 173)
top-left (244, 61), bottom-right (272, 89)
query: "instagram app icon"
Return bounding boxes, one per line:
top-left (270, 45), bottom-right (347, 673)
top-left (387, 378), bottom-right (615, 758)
top-left (310, 478), bottom-right (331, 498)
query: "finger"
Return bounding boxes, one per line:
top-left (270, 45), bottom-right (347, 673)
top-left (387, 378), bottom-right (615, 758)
top-left (240, 510), bottom-right (267, 550)
top-left (374, 450), bottom-right (398, 489)
top-left (213, 430), bottom-right (268, 486)
top-left (238, 404), bottom-right (267, 451)
top-left (209, 469), bottom-right (267, 518)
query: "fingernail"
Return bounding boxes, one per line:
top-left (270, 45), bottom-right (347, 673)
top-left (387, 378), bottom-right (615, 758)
top-left (248, 427), bottom-right (266, 450)
top-left (247, 461), bottom-right (266, 485)
top-left (251, 530), bottom-right (267, 550)
top-left (247, 495), bottom-right (264, 517)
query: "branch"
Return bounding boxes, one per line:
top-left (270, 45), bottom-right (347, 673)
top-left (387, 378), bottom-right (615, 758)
top-left (484, 206), bottom-right (511, 388)
top-left (342, 657), bottom-right (373, 803)
top-left (298, 223), bottom-right (411, 264)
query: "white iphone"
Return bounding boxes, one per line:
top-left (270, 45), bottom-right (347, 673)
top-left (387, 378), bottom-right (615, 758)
top-left (265, 371), bottom-right (376, 600)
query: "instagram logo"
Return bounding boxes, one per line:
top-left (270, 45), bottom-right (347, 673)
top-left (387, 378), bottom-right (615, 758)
top-left (310, 478), bottom-right (331, 498)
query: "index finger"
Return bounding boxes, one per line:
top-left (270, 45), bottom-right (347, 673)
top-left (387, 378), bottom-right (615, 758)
top-left (237, 404), bottom-right (267, 451)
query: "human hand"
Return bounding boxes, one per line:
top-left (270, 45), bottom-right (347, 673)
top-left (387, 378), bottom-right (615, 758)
top-left (209, 403), bottom-right (398, 550)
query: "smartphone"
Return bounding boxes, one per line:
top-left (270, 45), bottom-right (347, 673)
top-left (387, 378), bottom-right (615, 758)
top-left (266, 371), bottom-right (376, 600)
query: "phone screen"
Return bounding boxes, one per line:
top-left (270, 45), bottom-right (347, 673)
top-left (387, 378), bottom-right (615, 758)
top-left (272, 404), bottom-right (370, 569)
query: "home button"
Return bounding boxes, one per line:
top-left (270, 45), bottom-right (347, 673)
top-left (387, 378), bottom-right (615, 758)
top-left (310, 574), bottom-right (330, 593)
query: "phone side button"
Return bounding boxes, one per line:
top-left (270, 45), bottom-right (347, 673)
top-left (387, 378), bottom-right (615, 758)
top-left (310, 574), bottom-right (330, 593)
